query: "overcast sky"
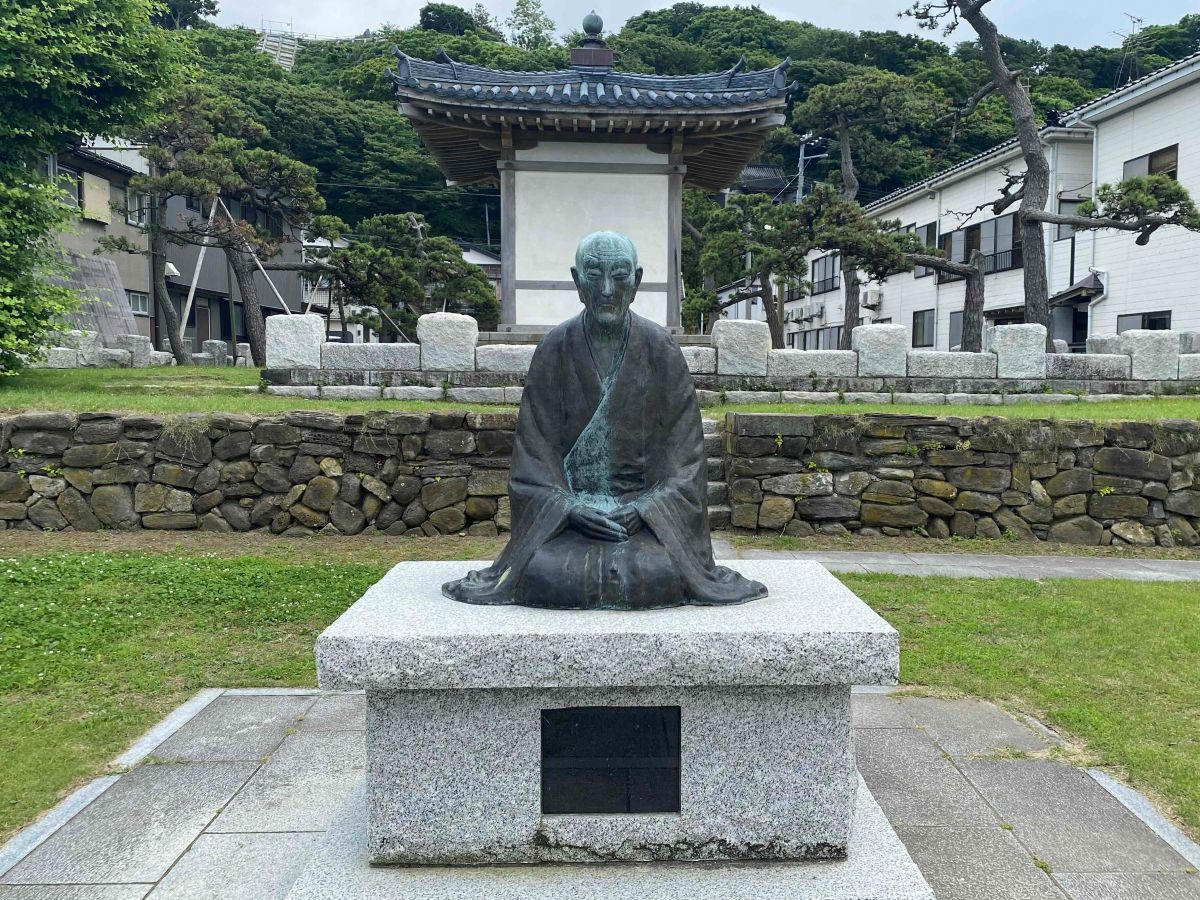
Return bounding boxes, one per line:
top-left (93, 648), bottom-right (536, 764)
top-left (214, 1), bottom-right (1198, 50)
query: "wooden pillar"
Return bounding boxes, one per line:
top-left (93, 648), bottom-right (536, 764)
top-left (499, 128), bottom-right (516, 326)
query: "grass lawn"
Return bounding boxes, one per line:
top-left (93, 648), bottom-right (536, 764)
top-left (6, 366), bottom-right (1200, 422)
top-left (2, 541), bottom-right (1197, 844)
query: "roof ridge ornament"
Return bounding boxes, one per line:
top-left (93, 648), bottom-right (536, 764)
top-left (725, 55), bottom-right (747, 86)
top-left (572, 10), bottom-right (613, 69)
top-left (434, 48), bottom-right (459, 79)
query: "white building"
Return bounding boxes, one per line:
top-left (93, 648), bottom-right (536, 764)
top-left (733, 51), bottom-right (1200, 351)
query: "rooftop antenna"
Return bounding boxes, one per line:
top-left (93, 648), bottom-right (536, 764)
top-left (1113, 13), bottom-right (1145, 87)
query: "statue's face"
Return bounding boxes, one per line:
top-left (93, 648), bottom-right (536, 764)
top-left (571, 242), bottom-right (643, 329)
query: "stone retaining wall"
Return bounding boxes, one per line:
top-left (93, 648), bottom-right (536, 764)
top-left (262, 314), bottom-right (1200, 404)
top-left (5, 408), bottom-right (1200, 548)
top-left (0, 410), bottom-right (514, 537)
top-left (724, 412), bottom-right (1200, 547)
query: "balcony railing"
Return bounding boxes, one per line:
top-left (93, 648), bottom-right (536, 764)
top-left (936, 246), bottom-right (1024, 283)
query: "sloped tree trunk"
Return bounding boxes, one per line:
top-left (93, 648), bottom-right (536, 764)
top-left (227, 248), bottom-right (267, 367)
top-left (839, 262), bottom-right (861, 351)
top-left (961, 249), bottom-right (987, 352)
top-left (959, 1), bottom-right (1052, 350)
top-left (151, 210), bottom-right (190, 366)
top-left (762, 271), bottom-right (786, 349)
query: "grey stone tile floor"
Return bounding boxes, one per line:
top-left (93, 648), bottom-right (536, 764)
top-left (712, 538), bottom-right (1200, 581)
top-left (2, 690), bottom-right (1198, 899)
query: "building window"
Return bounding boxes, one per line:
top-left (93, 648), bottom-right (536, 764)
top-left (126, 290), bottom-right (150, 316)
top-left (811, 253), bottom-right (841, 295)
top-left (913, 222), bottom-right (937, 277)
top-left (56, 164), bottom-right (82, 208)
top-left (948, 310), bottom-right (963, 350)
top-left (1117, 311), bottom-right (1172, 332)
top-left (913, 309), bottom-right (935, 348)
top-left (1123, 145), bottom-right (1178, 181)
top-left (1057, 199), bottom-right (1084, 240)
top-left (800, 325), bottom-right (842, 350)
top-left (126, 188), bottom-right (149, 226)
top-left (938, 213), bottom-right (1022, 282)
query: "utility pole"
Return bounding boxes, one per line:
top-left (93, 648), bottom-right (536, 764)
top-left (795, 134), bottom-right (829, 203)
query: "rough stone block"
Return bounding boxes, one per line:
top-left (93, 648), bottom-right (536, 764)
top-left (190, 352), bottom-right (215, 367)
top-left (906, 351), bottom-right (996, 379)
top-left (148, 350), bottom-right (175, 367)
top-left (321, 386), bottom-right (382, 400)
top-left (446, 387), bottom-right (506, 403)
top-left (724, 390), bottom-right (781, 404)
top-left (767, 349), bottom-right (858, 378)
top-left (112, 334), bottom-right (152, 368)
top-left (992, 324), bottom-right (1047, 378)
top-left (1179, 354), bottom-right (1200, 380)
top-left (1052, 339), bottom-right (1069, 353)
top-left (416, 312), bottom-right (478, 371)
top-left (1179, 331), bottom-right (1200, 354)
top-left (1121, 329), bottom-right (1179, 380)
top-left (31, 347), bottom-right (79, 368)
top-left (323, 342), bottom-right (421, 371)
top-left (203, 339), bottom-right (229, 368)
top-left (1046, 353), bottom-right (1131, 379)
top-left (852, 325), bottom-right (907, 377)
top-left (503, 386), bottom-right (524, 403)
top-left (845, 392), bottom-right (892, 404)
top-left (382, 386), bottom-right (443, 401)
top-left (72, 330), bottom-right (103, 366)
top-left (1086, 334), bottom-right (1127, 355)
top-left (97, 348), bottom-right (132, 368)
top-left (266, 314), bottom-right (325, 369)
top-left (266, 385), bottom-right (320, 398)
top-left (475, 344), bottom-right (536, 373)
top-left (679, 345), bottom-right (716, 374)
top-left (316, 560), bottom-right (898, 866)
top-left (712, 319), bottom-right (771, 376)
top-left (892, 392), bottom-right (946, 405)
top-left (780, 391), bottom-right (840, 403)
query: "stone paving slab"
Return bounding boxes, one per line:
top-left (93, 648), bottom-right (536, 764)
top-left (297, 693), bottom-right (366, 732)
top-left (1052, 873), bottom-right (1200, 899)
top-left (856, 728), bottom-right (997, 826)
top-left (146, 832), bottom-right (320, 900)
top-left (0, 762), bottom-right (257, 886)
top-left (852, 692), bottom-right (918, 729)
top-left (0, 887), bottom-right (151, 899)
top-left (894, 826), bottom-right (1065, 900)
top-left (150, 695), bottom-right (315, 762)
top-left (898, 698), bottom-right (1049, 758)
top-left (208, 731), bottom-right (365, 834)
top-left (958, 759), bottom-right (1195, 875)
top-left (285, 777), bottom-right (934, 900)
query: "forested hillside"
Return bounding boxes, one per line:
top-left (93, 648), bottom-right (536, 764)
top-left (190, 4), bottom-right (1199, 240)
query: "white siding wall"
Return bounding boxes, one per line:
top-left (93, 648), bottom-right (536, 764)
top-left (1087, 79), bottom-right (1200, 334)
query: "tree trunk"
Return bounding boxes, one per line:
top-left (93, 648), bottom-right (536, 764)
top-left (839, 261), bottom-right (861, 351)
top-left (151, 212), bottom-right (190, 366)
top-left (761, 272), bottom-right (785, 349)
top-left (962, 249), bottom-right (987, 352)
top-left (227, 248), bottom-right (267, 366)
top-left (960, 0), bottom-right (1052, 349)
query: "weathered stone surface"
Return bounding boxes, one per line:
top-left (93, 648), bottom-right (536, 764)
top-left (1121, 329), bottom-right (1179, 380)
top-left (767, 350), bottom-right (857, 378)
top-left (113, 333), bottom-right (152, 368)
top-left (0, 471), bottom-right (32, 502)
top-left (913, 478), bottom-right (956, 499)
top-left (466, 469), bottom-right (508, 497)
top-left (424, 430), bottom-right (475, 458)
top-left (382, 386), bottom-right (443, 401)
top-left (1046, 353), bottom-right (1131, 380)
top-left (992, 323), bottom-right (1046, 378)
top-left (143, 512), bottom-right (199, 530)
top-left (330, 499), bottom-right (367, 535)
top-left (1044, 468), bottom-right (1092, 496)
top-left (302, 476), bottom-right (339, 512)
top-left (760, 471), bottom-right (833, 497)
top-left (757, 495), bottom-right (795, 530)
top-left (416, 312), bottom-right (478, 371)
top-left (1093, 447), bottom-right (1171, 481)
top-left (322, 342), bottom-right (421, 371)
top-left (993, 508), bottom-right (1034, 540)
top-left (1179, 353), bottom-right (1200, 380)
top-left (795, 495), bottom-right (860, 519)
top-left (1088, 493), bottom-right (1149, 518)
top-left (954, 491), bottom-right (1001, 513)
top-left (57, 487), bottom-right (100, 530)
top-left (27, 474), bottom-right (65, 498)
top-left (906, 351), bottom-right (996, 379)
top-left (253, 464), bottom-right (292, 493)
top-left (428, 506), bottom-right (467, 533)
top-left (1111, 520), bottom-right (1157, 546)
top-left (74, 418), bottom-right (123, 443)
top-left (859, 502), bottom-right (928, 529)
top-left (712, 319), bottom-right (771, 376)
top-left (465, 496), bottom-right (497, 520)
top-left (421, 477), bottom-right (468, 511)
top-left (475, 344), bottom-right (536, 373)
top-left (213, 431), bottom-right (252, 460)
top-left (266, 314), bottom-right (325, 368)
top-left (97, 347), bottom-right (133, 367)
top-left (1164, 490), bottom-right (1200, 517)
top-left (679, 346), bottom-right (716, 374)
top-left (852, 325), bottom-right (907, 377)
top-left (27, 498), bottom-right (68, 529)
top-left (134, 482), bottom-right (193, 513)
top-left (946, 467), bottom-right (1011, 493)
top-left (10, 430), bottom-right (70, 454)
top-left (1047, 515), bottom-right (1103, 545)
top-left (89, 484), bottom-right (138, 529)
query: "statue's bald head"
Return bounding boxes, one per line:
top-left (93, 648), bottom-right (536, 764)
top-left (571, 231), bottom-right (643, 331)
top-left (574, 231), bottom-right (638, 272)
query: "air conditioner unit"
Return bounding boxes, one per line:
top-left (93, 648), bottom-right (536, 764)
top-left (861, 288), bottom-right (882, 311)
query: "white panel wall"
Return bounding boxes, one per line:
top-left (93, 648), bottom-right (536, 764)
top-left (1089, 80), bottom-right (1200, 334)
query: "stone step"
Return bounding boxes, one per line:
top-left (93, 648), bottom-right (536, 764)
top-left (708, 504), bottom-right (731, 528)
top-left (706, 457), bottom-right (723, 481)
top-left (707, 481), bottom-right (728, 505)
top-left (702, 418), bottom-right (719, 434)
top-left (703, 433), bottom-right (723, 456)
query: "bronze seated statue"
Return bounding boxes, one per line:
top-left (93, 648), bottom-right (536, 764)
top-left (443, 231), bottom-right (766, 610)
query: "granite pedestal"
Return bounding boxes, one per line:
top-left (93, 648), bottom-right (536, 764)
top-left (316, 560), bottom-right (901, 869)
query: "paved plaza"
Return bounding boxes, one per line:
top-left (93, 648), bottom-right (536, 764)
top-left (1, 689), bottom-right (1197, 899)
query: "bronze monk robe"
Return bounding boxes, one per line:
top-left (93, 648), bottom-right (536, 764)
top-left (443, 231), bottom-right (767, 610)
